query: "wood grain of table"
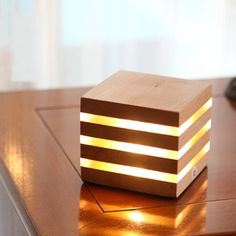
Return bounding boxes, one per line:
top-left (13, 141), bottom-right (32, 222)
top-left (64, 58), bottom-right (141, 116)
top-left (0, 78), bottom-right (235, 235)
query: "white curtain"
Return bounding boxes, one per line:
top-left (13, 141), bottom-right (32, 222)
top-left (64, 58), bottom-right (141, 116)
top-left (0, 0), bottom-right (59, 90)
top-left (1, 0), bottom-right (236, 90)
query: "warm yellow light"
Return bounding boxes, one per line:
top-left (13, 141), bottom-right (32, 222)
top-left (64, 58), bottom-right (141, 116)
top-left (177, 142), bottom-right (210, 182)
top-left (80, 197), bottom-right (202, 229)
top-left (81, 134), bottom-right (178, 160)
top-left (80, 120), bottom-right (210, 160)
top-left (178, 98), bottom-right (212, 135)
top-left (81, 142), bottom-right (209, 184)
top-left (175, 212), bottom-right (184, 227)
top-left (81, 112), bottom-right (178, 136)
top-left (81, 157), bottom-right (177, 183)
top-left (129, 212), bottom-right (145, 223)
top-left (80, 98), bottom-right (212, 136)
top-left (178, 120), bottom-right (211, 158)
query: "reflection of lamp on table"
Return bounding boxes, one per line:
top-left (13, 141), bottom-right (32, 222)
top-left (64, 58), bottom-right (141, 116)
top-left (79, 175), bottom-right (208, 234)
top-left (80, 71), bottom-right (212, 198)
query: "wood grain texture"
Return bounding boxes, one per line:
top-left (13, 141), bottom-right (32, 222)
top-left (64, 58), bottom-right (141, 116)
top-left (82, 71), bottom-right (212, 126)
top-left (81, 72), bottom-right (212, 197)
top-left (0, 78), bottom-right (235, 235)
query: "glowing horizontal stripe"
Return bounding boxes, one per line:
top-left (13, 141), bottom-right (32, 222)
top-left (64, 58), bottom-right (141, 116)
top-left (80, 98), bottom-right (212, 136)
top-left (179, 98), bottom-right (212, 135)
top-left (177, 142), bottom-right (210, 182)
top-left (81, 134), bottom-right (177, 159)
top-left (81, 142), bottom-right (209, 183)
top-left (80, 120), bottom-right (211, 160)
top-left (179, 120), bottom-right (211, 157)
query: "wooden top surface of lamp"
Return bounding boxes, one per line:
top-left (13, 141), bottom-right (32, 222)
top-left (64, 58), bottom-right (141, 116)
top-left (82, 71), bottom-right (212, 126)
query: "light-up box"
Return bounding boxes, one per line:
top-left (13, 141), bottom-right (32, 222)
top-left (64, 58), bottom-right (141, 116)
top-left (80, 71), bottom-right (212, 198)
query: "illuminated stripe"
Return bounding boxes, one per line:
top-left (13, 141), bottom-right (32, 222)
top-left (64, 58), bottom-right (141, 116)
top-left (178, 98), bottom-right (212, 135)
top-left (179, 120), bottom-right (211, 157)
top-left (80, 120), bottom-right (211, 160)
top-left (81, 142), bottom-right (210, 183)
top-left (177, 142), bottom-right (210, 182)
top-left (80, 98), bottom-right (212, 136)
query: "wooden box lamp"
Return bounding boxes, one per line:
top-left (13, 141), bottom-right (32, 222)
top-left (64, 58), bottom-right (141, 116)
top-left (80, 71), bottom-right (212, 198)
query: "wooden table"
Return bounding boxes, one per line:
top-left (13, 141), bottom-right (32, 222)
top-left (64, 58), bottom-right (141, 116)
top-left (0, 78), bottom-right (236, 236)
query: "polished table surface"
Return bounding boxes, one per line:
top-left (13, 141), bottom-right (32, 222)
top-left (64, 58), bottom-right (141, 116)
top-left (0, 78), bottom-right (236, 235)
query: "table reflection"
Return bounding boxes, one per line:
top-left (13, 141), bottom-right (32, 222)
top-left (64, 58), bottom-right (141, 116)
top-left (79, 171), bottom-right (208, 235)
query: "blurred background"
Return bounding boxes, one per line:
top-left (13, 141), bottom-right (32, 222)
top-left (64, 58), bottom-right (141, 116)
top-left (0, 0), bottom-right (236, 91)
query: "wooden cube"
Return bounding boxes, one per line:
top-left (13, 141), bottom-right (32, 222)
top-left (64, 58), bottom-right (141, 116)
top-left (80, 71), bottom-right (212, 198)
